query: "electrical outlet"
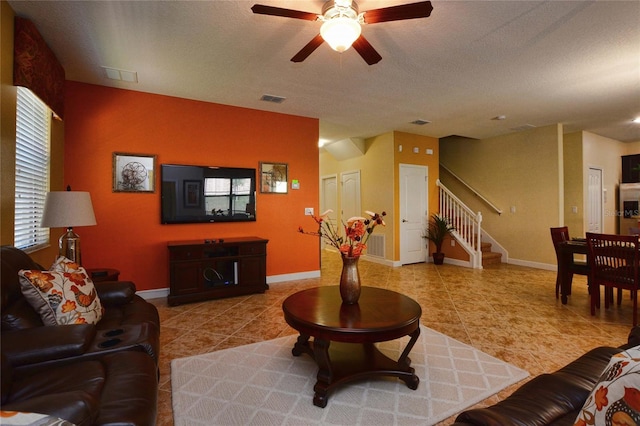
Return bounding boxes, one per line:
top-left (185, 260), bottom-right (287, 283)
top-left (304, 207), bottom-right (314, 216)
top-left (450, 239), bottom-right (456, 247)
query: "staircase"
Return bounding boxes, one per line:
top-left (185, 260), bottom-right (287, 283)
top-left (437, 179), bottom-right (503, 269)
top-left (481, 241), bottom-right (502, 267)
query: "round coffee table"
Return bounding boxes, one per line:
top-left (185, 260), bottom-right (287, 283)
top-left (282, 286), bottom-right (422, 407)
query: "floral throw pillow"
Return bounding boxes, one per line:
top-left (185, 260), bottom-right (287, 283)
top-left (17, 257), bottom-right (103, 326)
top-left (574, 345), bottom-right (640, 426)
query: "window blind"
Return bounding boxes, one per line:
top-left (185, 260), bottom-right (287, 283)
top-left (14, 87), bottom-right (51, 250)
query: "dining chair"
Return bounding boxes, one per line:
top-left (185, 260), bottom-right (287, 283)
top-left (550, 227), bottom-right (589, 300)
top-left (585, 232), bottom-right (640, 326)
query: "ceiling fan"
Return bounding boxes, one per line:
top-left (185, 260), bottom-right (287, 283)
top-left (251, 0), bottom-right (433, 65)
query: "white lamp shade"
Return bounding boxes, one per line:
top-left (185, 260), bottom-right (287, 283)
top-left (321, 17), bottom-right (361, 52)
top-left (41, 191), bottom-right (97, 228)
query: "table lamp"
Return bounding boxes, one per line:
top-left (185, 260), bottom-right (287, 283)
top-left (41, 189), bottom-right (97, 265)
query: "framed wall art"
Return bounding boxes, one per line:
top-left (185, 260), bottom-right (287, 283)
top-left (260, 162), bottom-right (288, 194)
top-left (113, 152), bottom-right (156, 193)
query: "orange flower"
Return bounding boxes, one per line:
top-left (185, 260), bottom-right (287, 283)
top-left (594, 385), bottom-right (609, 411)
top-left (65, 271), bottom-right (87, 286)
top-left (24, 270), bottom-right (54, 292)
top-left (61, 299), bottom-right (77, 313)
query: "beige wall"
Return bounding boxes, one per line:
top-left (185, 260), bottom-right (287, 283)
top-left (319, 131), bottom-right (439, 262)
top-left (440, 124), bottom-right (563, 266)
top-left (1, 1), bottom-right (65, 266)
top-left (563, 132), bottom-right (585, 235)
top-left (319, 133), bottom-right (395, 260)
top-left (582, 131), bottom-right (625, 234)
top-left (623, 141), bottom-right (640, 154)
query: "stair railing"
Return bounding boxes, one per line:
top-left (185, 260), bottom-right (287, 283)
top-left (440, 164), bottom-right (503, 215)
top-left (437, 179), bottom-right (483, 269)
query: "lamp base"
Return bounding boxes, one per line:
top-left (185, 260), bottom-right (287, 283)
top-left (59, 227), bottom-right (82, 265)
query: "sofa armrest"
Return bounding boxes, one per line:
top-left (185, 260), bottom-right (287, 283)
top-left (94, 281), bottom-right (136, 306)
top-left (625, 326), bottom-right (640, 348)
top-left (2, 324), bottom-right (96, 367)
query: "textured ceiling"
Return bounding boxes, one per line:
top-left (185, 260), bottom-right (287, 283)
top-left (8, 0), bottom-right (640, 143)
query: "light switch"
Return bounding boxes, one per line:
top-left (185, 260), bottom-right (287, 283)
top-left (572, 206), bottom-right (578, 214)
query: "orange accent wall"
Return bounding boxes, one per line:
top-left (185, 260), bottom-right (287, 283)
top-left (64, 82), bottom-right (319, 291)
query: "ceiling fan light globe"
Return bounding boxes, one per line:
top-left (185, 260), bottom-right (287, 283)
top-left (321, 17), bottom-right (361, 52)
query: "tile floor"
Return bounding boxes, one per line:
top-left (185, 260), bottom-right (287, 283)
top-left (150, 252), bottom-right (634, 425)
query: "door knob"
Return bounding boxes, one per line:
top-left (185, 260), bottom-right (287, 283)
top-left (402, 219), bottom-right (408, 223)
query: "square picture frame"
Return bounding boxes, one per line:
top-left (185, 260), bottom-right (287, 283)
top-left (260, 162), bottom-right (288, 194)
top-left (112, 152), bottom-right (156, 193)
top-left (183, 180), bottom-right (202, 208)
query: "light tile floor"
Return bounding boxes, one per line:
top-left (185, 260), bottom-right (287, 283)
top-left (150, 253), bottom-right (633, 425)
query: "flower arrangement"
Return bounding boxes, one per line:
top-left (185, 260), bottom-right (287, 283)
top-left (298, 210), bottom-right (386, 257)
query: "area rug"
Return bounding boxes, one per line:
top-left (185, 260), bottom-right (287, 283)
top-left (171, 326), bottom-right (528, 425)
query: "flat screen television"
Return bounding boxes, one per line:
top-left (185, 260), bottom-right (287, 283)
top-left (161, 164), bottom-right (256, 224)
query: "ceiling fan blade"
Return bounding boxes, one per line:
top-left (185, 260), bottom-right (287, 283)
top-left (251, 4), bottom-right (318, 21)
top-left (352, 35), bottom-right (382, 65)
top-left (291, 34), bottom-right (325, 63)
top-left (363, 1), bottom-right (433, 24)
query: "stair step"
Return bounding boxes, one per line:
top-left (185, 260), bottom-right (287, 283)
top-left (482, 251), bottom-right (502, 266)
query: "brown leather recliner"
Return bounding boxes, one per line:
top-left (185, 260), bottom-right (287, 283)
top-left (1, 246), bottom-right (160, 366)
top-left (1, 350), bottom-right (158, 426)
top-left (1, 246), bottom-right (160, 425)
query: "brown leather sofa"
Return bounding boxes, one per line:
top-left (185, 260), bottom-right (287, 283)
top-left (452, 326), bottom-right (640, 425)
top-left (1, 246), bottom-right (160, 425)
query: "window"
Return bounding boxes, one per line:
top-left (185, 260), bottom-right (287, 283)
top-left (14, 87), bottom-right (51, 250)
top-left (204, 177), bottom-right (252, 216)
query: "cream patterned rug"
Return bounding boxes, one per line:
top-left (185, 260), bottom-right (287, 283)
top-left (171, 326), bottom-right (528, 425)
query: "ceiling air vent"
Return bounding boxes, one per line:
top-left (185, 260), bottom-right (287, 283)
top-left (410, 119), bottom-right (431, 125)
top-left (260, 94), bottom-right (286, 104)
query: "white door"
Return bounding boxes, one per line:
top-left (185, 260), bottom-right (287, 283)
top-left (400, 164), bottom-right (428, 264)
top-left (587, 167), bottom-right (603, 232)
top-left (320, 175), bottom-right (338, 250)
top-left (341, 170), bottom-right (361, 220)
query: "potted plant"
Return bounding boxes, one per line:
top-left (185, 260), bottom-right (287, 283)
top-left (423, 214), bottom-right (455, 265)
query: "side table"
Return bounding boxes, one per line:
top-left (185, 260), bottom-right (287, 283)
top-left (86, 268), bottom-right (120, 282)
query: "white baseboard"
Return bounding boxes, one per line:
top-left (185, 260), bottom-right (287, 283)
top-left (267, 270), bottom-right (320, 284)
top-left (361, 255), bottom-right (395, 267)
top-left (508, 258), bottom-right (556, 271)
top-left (137, 288), bottom-right (169, 300)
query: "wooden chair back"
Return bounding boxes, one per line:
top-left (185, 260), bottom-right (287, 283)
top-left (586, 232), bottom-right (640, 326)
